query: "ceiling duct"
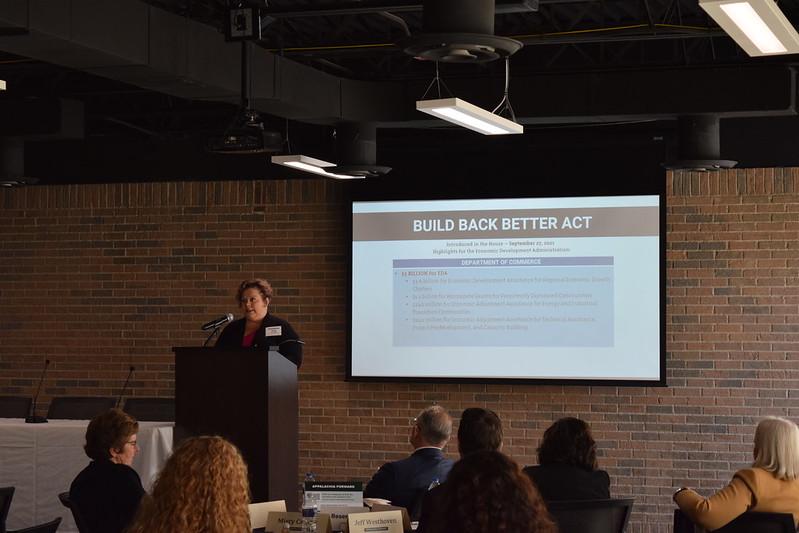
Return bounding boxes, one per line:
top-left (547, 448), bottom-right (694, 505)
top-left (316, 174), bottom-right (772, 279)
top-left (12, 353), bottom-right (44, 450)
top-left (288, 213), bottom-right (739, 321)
top-left (664, 115), bottom-right (737, 171)
top-left (400, 0), bottom-right (522, 63)
top-left (331, 122), bottom-right (391, 178)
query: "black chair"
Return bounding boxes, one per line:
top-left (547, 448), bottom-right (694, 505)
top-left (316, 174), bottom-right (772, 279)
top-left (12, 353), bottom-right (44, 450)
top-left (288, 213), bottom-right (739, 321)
top-left (0, 397), bottom-right (31, 419)
top-left (674, 508), bottom-right (796, 533)
top-left (1, 487), bottom-right (15, 533)
top-left (7, 517), bottom-right (61, 533)
top-left (46, 397), bottom-right (116, 420)
top-left (123, 397), bottom-right (175, 422)
top-left (58, 492), bottom-right (89, 533)
top-left (547, 498), bottom-right (634, 533)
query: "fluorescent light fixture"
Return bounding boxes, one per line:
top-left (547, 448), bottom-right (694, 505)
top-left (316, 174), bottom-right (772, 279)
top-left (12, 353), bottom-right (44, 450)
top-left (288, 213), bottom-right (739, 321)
top-left (416, 97), bottom-right (523, 135)
top-left (699, 0), bottom-right (799, 56)
top-left (270, 154), bottom-right (364, 180)
top-left (0, 80), bottom-right (6, 91)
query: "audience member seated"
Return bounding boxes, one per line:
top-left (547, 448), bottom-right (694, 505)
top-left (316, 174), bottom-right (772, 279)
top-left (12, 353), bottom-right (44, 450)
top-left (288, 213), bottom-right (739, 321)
top-left (425, 450), bottom-right (558, 533)
top-left (126, 435), bottom-right (251, 533)
top-left (364, 405), bottom-right (454, 512)
top-left (674, 416), bottom-right (799, 531)
top-left (69, 408), bottom-right (145, 533)
top-left (416, 407), bottom-right (504, 532)
top-left (523, 417), bottom-right (610, 501)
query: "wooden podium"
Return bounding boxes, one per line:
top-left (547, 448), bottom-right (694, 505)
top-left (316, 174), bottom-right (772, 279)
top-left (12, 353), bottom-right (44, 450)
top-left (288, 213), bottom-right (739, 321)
top-left (173, 347), bottom-right (298, 508)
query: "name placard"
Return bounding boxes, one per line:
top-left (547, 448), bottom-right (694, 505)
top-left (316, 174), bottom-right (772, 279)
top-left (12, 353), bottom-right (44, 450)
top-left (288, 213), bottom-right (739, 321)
top-left (370, 505), bottom-right (410, 531)
top-left (304, 481), bottom-right (364, 509)
top-left (320, 505), bottom-right (365, 533)
top-left (348, 511), bottom-right (404, 533)
top-left (264, 512), bottom-right (332, 533)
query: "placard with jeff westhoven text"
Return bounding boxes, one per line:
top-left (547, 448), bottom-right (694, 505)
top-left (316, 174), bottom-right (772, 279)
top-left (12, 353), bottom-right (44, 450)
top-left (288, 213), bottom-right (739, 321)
top-left (348, 511), bottom-right (404, 533)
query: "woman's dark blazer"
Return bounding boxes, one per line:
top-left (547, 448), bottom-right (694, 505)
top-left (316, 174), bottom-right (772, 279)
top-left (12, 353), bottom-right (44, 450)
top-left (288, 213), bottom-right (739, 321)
top-left (69, 460), bottom-right (145, 533)
top-left (523, 463), bottom-right (611, 501)
top-left (215, 314), bottom-right (303, 367)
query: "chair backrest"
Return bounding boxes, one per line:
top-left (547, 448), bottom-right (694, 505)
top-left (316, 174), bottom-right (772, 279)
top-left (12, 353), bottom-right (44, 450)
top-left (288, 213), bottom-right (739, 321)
top-left (0, 487), bottom-right (15, 533)
top-left (674, 509), bottom-right (698, 533)
top-left (713, 511), bottom-right (796, 533)
top-left (58, 492), bottom-right (90, 533)
top-left (7, 517), bottom-right (61, 533)
top-left (673, 508), bottom-right (796, 533)
top-left (547, 498), bottom-right (634, 533)
top-left (47, 397), bottom-right (116, 420)
top-left (248, 500), bottom-right (287, 528)
top-left (0, 397), bottom-right (32, 419)
top-left (122, 397), bottom-right (175, 422)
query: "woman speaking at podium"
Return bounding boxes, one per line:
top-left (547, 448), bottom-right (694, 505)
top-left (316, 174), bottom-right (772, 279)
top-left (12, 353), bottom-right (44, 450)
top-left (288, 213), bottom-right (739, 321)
top-left (215, 278), bottom-right (303, 367)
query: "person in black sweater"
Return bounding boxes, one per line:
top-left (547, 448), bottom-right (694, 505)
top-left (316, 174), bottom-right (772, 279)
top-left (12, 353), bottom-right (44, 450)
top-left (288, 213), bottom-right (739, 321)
top-left (215, 278), bottom-right (303, 367)
top-left (69, 408), bottom-right (145, 533)
top-left (523, 417), bottom-right (610, 501)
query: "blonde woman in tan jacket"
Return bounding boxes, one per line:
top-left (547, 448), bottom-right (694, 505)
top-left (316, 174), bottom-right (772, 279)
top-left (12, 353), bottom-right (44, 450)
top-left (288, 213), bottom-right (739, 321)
top-left (674, 417), bottom-right (799, 531)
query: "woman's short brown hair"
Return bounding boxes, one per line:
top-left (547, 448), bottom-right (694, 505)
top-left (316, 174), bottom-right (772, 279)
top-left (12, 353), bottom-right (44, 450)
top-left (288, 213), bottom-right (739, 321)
top-left (235, 279), bottom-right (273, 305)
top-left (537, 417), bottom-right (598, 471)
top-left (84, 408), bottom-right (139, 461)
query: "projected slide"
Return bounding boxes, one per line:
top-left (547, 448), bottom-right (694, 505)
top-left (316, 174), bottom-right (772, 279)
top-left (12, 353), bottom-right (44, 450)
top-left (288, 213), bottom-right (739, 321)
top-left (351, 196), bottom-right (662, 382)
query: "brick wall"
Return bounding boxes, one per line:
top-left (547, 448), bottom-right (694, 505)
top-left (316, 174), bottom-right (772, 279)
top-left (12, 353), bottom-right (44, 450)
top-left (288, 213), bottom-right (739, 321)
top-left (1, 170), bottom-right (797, 532)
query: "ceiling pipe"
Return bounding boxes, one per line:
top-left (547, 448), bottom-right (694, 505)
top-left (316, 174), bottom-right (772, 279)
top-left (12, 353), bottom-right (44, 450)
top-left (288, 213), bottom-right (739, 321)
top-left (333, 122), bottom-right (392, 177)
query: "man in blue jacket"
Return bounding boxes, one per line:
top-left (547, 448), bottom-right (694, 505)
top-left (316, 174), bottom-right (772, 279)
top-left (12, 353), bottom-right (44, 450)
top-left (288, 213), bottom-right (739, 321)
top-left (364, 405), bottom-right (454, 514)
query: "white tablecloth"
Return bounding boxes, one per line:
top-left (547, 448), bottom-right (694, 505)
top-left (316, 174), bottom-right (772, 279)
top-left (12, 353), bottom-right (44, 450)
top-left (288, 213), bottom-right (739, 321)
top-left (0, 419), bottom-right (173, 532)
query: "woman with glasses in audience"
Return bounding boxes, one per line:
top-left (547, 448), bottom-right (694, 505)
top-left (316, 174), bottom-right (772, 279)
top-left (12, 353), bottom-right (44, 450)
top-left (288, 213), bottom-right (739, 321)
top-left (674, 416), bottom-right (799, 530)
top-left (426, 450), bottom-right (557, 533)
top-left (523, 417), bottom-right (610, 501)
top-left (69, 408), bottom-right (144, 533)
top-left (126, 435), bottom-right (251, 533)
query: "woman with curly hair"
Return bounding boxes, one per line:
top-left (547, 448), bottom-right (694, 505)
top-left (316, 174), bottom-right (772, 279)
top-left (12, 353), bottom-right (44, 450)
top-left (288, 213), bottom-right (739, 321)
top-left (523, 417), bottom-right (610, 501)
top-left (126, 436), bottom-right (251, 533)
top-left (432, 450), bottom-right (557, 533)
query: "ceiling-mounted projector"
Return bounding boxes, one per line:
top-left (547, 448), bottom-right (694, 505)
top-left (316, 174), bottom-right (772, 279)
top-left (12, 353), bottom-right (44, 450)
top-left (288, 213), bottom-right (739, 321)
top-left (207, 108), bottom-right (283, 155)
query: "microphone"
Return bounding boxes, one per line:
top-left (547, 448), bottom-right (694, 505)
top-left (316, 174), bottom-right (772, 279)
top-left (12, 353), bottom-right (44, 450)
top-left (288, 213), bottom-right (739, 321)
top-left (201, 313), bottom-right (234, 331)
top-left (278, 339), bottom-right (306, 347)
top-left (25, 359), bottom-right (50, 424)
top-left (276, 338), bottom-right (306, 367)
top-left (116, 366), bottom-right (135, 408)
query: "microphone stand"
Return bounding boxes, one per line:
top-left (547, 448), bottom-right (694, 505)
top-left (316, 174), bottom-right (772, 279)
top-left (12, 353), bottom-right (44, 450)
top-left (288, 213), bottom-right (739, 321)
top-left (203, 327), bottom-right (221, 347)
top-left (26, 359), bottom-right (50, 423)
top-left (116, 366), bottom-right (135, 408)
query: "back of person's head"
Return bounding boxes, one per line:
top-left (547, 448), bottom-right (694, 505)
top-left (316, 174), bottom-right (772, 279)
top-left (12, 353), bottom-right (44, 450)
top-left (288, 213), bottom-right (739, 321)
top-left (127, 436), bottom-right (251, 533)
top-left (443, 450), bottom-right (557, 533)
top-left (457, 408), bottom-right (503, 456)
top-left (753, 416), bottom-right (799, 480)
top-left (537, 417), bottom-right (598, 471)
top-left (415, 405), bottom-right (453, 447)
top-left (84, 408), bottom-right (138, 461)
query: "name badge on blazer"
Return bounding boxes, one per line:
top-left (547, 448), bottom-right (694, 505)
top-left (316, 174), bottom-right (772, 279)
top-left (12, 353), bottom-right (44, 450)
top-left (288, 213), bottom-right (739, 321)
top-left (265, 326), bottom-right (282, 337)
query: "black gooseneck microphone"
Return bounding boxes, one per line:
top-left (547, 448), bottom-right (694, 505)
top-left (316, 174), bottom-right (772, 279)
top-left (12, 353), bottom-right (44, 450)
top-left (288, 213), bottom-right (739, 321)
top-left (201, 313), bottom-right (234, 347)
top-left (201, 313), bottom-right (234, 331)
top-left (116, 366), bottom-right (135, 408)
top-left (25, 359), bottom-right (50, 423)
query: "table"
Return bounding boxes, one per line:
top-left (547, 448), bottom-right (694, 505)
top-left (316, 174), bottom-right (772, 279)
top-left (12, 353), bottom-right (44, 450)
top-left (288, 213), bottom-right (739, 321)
top-left (0, 419), bottom-right (173, 532)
